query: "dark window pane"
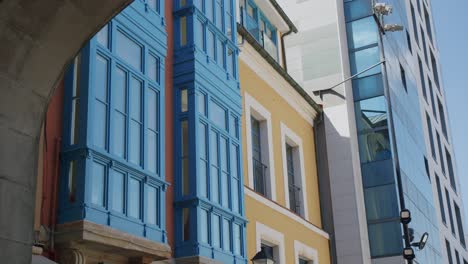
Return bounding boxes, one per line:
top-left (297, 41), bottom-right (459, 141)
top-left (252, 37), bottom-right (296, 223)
top-left (355, 96), bottom-right (388, 133)
top-left (368, 221), bottom-right (403, 257)
top-left (358, 129), bottom-right (392, 163)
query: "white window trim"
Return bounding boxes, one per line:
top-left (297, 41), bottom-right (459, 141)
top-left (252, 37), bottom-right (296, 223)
top-left (255, 222), bottom-right (286, 264)
top-left (280, 122), bottom-right (309, 220)
top-left (245, 187), bottom-right (330, 239)
top-left (294, 240), bottom-right (319, 264)
top-left (245, 92), bottom-right (277, 201)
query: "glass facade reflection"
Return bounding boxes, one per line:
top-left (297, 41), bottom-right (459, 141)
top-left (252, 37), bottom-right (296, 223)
top-left (344, 0), bottom-right (442, 261)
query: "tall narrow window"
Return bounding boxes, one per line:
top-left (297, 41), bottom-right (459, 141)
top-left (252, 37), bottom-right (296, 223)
top-left (181, 120), bottom-right (190, 195)
top-left (231, 144), bottom-right (240, 213)
top-left (199, 122), bottom-right (208, 197)
top-left (411, 4), bottom-right (419, 46)
top-left (426, 113), bottom-right (436, 160)
top-left (200, 209), bottom-right (209, 243)
top-left (436, 175), bottom-right (446, 223)
top-left (215, 0), bottom-right (222, 29)
top-left (226, 0), bottom-right (234, 40)
top-left (456, 250), bottom-right (461, 264)
top-left (446, 239), bottom-right (454, 264)
top-left (128, 177), bottom-right (141, 219)
top-left (91, 162), bottom-right (106, 207)
top-left (147, 186), bottom-right (158, 225)
top-left (438, 98), bottom-right (448, 139)
top-left (180, 16), bottom-right (187, 46)
top-left (446, 148), bottom-right (457, 191)
top-left (454, 202), bottom-right (466, 247)
top-left (431, 50), bottom-right (440, 87)
top-left (436, 131), bottom-right (445, 174)
top-left (68, 160), bottom-right (78, 202)
top-left (129, 78), bottom-right (142, 165)
top-left (147, 88), bottom-right (159, 174)
top-left (424, 5), bottom-right (433, 43)
top-left (233, 224), bottom-right (242, 255)
top-left (212, 214), bottom-right (221, 248)
top-left (400, 64), bottom-right (407, 92)
top-left (424, 156), bottom-right (430, 181)
top-left (421, 25), bottom-right (428, 64)
top-left (112, 171), bottom-right (125, 213)
top-left (286, 144), bottom-right (300, 214)
top-left (252, 117), bottom-right (266, 196)
top-left (406, 30), bottom-right (412, 54)
top-left (113, 67), bottom-right (127, 158)
top-left (182, 208), bottom-right (190, 241)
top-left (445, 188), bottom-right (456, 234)
top-left (70, 55), bottom-right (81, 145)
top-left (222, 218), bottom-right (231, 251)
top-left (94, 55), bottom-right (109, 149)
top-left (210, 130), bottom-right (220, 203)
top-left (429, 78), bottom-right (437, 120)
top-left (419, 57), bottom-right (427, 101)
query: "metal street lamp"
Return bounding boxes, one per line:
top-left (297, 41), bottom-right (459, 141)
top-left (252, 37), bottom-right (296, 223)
top-left (251, 247), bottom-right (275, 264)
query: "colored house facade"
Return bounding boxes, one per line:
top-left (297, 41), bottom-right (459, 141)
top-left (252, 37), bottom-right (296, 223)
top-left (31, 0), bottom-right (331, 263)
top-left (237, 1), bottom-right (331, 264)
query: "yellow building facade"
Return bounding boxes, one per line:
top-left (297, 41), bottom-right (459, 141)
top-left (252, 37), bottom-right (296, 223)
top-left (237, 1), bottom-right (331, 262)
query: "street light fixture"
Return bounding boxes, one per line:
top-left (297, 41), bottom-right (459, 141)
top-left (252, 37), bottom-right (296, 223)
top-left (403, 247), bottom-right (415, 260)
top-left (251, 247), bottom-right (275, 264)
top-left (373, 2), bottom-right (393, 15)
top-left (400, 209), bottom-right (412, 224)
top-left (411, 232), bottom-right (429, 250)
top-left (384, 24), bottom-right (404, 32)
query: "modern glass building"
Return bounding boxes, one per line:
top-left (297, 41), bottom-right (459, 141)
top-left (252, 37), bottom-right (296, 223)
top-left (280, 0), bottom-right (467, 263)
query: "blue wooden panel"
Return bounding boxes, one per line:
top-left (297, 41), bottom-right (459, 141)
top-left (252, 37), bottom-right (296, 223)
top-left (58, 0), bottom-right (168, 245)
top-left (170, 0), bottom-right (248, 262)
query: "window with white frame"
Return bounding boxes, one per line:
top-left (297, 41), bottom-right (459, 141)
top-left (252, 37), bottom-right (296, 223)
top-left (256, 222), bottom-right (285, 263)
top-left (294, 240), bottom-right (318, 264)
top-left (281, 123), bottom-right (308, 219)
top-left (245, 93), bottom-right (276, 200)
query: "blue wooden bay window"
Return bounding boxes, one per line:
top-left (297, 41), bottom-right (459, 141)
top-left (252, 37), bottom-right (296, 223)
top-left (177, 0), bottom-right (238, 79)
top-left (240, 0), bottom-right (278, 61)
top-left (173, 1), bottom-right (246, 262)
top-left (58, 0), bottom-right (168, 244)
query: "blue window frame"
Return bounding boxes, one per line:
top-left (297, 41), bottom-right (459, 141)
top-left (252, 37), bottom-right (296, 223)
top-left (173, 1), bottom-right (245, 262)
top-left (241, 0), bottom-right (278, 60)
top-left (59, 0), bottom-right (168, 244)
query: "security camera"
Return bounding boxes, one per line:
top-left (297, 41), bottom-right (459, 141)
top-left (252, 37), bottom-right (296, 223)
top-left (384, 24), bottom-right (404, 32)
top-left (374, 3), bottom-right (393, 15)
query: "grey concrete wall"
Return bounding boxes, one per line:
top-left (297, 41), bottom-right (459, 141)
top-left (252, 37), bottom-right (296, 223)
top-left (0, 0), bottom-right (132, 262)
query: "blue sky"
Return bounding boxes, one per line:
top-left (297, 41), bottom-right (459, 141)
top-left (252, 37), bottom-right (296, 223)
top-left (431, 0), bottom-right (468, 221)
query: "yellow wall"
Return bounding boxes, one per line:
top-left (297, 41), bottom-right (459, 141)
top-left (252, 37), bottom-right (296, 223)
top-left (245, 195), bottom-right (331, 264)
top-left (239, 59), bottom-right (330, 263)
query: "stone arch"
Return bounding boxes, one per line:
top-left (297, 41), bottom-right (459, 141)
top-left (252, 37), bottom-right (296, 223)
top-left (0, 0), bottom-right (133, 262)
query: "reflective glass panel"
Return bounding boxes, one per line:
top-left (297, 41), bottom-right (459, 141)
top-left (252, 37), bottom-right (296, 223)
top-left (91, 162), bottom-right (105, 206)
top-left (128, 177), bottom-right (141, 219)
top-left (116, 31), bottom-right (142, 71)
top-left (147, 186), bottom-right (158, 225)
top-left (112, 171), bottom-right (125, 213)
top-left (355, 96), bottom-right (387, 132)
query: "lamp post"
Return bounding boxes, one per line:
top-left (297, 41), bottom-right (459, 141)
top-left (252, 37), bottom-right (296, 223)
top-left (251, 247), bottom-right (275, 264)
